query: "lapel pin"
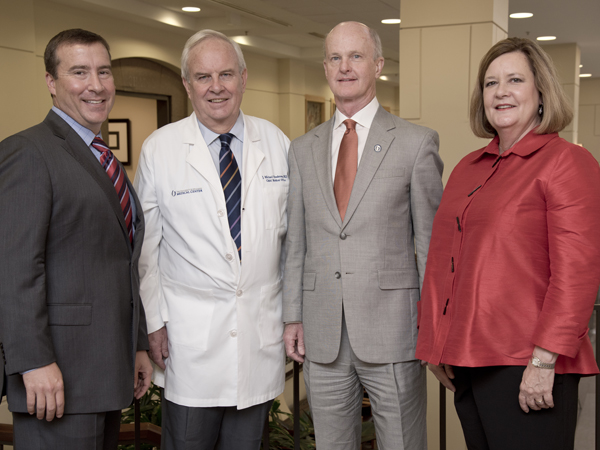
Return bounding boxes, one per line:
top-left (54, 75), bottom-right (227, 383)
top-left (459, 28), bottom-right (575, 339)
top-left (374, 144), bottom-right (382, 152)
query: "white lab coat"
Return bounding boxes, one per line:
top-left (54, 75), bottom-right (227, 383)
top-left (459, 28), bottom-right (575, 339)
top-left (135, 112), bottom-right (289, 408)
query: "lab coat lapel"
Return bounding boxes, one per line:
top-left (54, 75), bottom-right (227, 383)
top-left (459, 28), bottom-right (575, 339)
top-left (184, 114), bottom-right (222, 192)
top-left (241, 115), bottom-right (265, 210)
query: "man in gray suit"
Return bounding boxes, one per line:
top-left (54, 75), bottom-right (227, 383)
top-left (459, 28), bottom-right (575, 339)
top-left (0, 29), bottom-right (152, 449)
top-left (283, 22), bottom-right (443, 449)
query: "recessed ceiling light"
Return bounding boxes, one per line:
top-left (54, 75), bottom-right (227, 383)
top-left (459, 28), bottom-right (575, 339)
top-left (536, 36), bottom-right (556, 41)
top-left (379, 75), bottom-right (389, 80)
top-left (381, 19), bottom-right (401, 24)
top-left (182, 7), bottom-right (200, 12)
top-left (579, 64), bottom-right (583, 68)
top-left (510, 12), bottom-right (533, 19)
top-left (580, 73), bottom-right (592, 78)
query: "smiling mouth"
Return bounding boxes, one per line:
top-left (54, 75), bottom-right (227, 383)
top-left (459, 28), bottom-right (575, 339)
top-left (84, 100), bottom-right (104, 104)
top-left (496, 105), bottom-right (515, 110)
top-left (209, 99), bottom-right (228, 103)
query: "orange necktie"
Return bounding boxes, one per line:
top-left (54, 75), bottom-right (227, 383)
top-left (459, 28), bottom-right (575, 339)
top-left (334, 119), bottom-right (358, 221)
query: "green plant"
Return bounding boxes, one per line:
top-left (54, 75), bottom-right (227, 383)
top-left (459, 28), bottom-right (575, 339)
top-left (264, 399), bottom-right (316, 450)
top-left (119, 382), bottom-right (162, 450)
top-left (117, 384), bottom-right (376, 450)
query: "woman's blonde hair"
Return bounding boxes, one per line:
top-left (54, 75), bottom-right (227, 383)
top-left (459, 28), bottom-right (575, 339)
top-left (470, 37), bottom-right (573, 138)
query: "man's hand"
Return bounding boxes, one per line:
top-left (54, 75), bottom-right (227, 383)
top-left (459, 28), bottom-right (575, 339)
top-left (148, 326), bottom-right (169, 370)
top-left (283, 323), bottom-right (305, 363)
top-left (22, 362), bottom-right (64, 421)
top-left (134, 351), bottom-right (153, 399)
top-left (426, 363), bottom-right (456, 392)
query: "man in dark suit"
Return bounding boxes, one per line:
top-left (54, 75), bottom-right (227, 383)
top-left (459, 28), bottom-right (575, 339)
top-left (283, 22), bottom-right (443, 449)
top-left (0, 29), bottom-right (152, 449)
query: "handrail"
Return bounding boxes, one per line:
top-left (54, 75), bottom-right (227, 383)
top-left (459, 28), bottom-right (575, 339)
top-left (3, 305), bottom-right (597, 450)
top-left (594, 303), bottom-right (599, 450)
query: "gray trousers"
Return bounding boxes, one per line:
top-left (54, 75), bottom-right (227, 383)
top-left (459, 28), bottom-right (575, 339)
top-left (12, 410), bottom-right (121, 450)
top-left (304, 316), bottom-right (427, 450)
top-left (161, 391), bottom-right (272, 450)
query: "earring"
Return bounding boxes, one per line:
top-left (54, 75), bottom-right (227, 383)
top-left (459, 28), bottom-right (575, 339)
top-left (538, 104), bottom-right (543, 115)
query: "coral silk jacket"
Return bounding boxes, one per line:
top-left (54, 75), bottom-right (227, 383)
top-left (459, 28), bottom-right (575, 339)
top-left (416, 131), bottom-right (600, 375)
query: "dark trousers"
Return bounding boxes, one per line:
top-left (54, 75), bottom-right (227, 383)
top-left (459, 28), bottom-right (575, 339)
top-left (12, 410), bottom-right (121, 450)
top-left (453, 366), bottom-right (580, 450)
top-left (161, 391), bottom-right (272, 450)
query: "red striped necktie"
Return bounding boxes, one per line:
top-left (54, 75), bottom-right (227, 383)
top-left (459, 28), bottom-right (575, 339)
top-left (92, 137), bottom-right (134, 244)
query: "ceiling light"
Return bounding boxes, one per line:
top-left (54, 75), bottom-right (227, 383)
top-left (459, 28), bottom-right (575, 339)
top-left (509, 12), bottom-right (533, 19)
top-left (579, 64), bottom-right (583, 68)
top-left (182, 7), bottom-right (200, 12)
top-left (580, 73), bottom-right (592, 78)
top-left (379, 75), bottom-right (388, 80)
top-left (381, 19), bottom-right (401, 24)
top-left (536, 36), bottom-right (556, 41)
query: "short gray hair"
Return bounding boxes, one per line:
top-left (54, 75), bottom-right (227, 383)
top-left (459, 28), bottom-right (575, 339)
top-left (181, 29), bottom-right (246, 81)
top-left (323, 22), bottom-right (383, 61)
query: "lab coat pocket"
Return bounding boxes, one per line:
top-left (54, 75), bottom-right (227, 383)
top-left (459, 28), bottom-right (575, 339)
top-left (162, 276), bottom-right (215, 352)
top-left (263, 185), bottom-right (289, 230)
top-left (258, 279), bottom-right (284, 348)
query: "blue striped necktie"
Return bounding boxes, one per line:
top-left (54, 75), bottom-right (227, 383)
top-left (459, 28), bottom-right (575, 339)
top-left (219, 133), bottom-right (242, 261)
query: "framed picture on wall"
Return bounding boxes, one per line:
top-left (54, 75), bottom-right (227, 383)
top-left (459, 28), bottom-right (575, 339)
top-left (305, 95), bottom-right (326, 132)
top-left (108, 119), bottom-right (131, 165)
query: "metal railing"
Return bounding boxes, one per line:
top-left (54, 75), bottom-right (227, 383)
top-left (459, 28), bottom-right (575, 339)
top-left (2, 306), bottom-right (599, 450)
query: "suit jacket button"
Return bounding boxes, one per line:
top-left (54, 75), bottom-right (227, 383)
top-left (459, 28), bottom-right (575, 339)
top-left (340, 232), bottom-right (347, 240)
top-left (334, 272), bottom-right (341, 279)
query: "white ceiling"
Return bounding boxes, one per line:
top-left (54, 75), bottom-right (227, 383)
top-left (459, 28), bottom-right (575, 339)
top-left (52, 0), bottom-right (600, 82)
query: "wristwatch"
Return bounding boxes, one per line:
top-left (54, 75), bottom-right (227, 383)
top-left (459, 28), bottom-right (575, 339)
top-left (530, 355), bottom-right (555, 369)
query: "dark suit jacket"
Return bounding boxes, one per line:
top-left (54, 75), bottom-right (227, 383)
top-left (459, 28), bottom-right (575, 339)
top-left (0, 110), bottom-right (149, 413)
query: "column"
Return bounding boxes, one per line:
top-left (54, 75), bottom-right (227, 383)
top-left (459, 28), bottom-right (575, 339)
top-left (0, 0), bottom-right (49, 141)
top-left (541, 44), bottom-right (580, 144)
top-left (278, 59), bottom-right (306, 140)
top-left (399, 0), bottom-right (508, 184)
top-left (399, 1), bottom-right (508, 448)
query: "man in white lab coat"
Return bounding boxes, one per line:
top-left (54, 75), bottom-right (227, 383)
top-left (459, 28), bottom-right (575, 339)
top-left (134, 29), bottom-right (289, 450)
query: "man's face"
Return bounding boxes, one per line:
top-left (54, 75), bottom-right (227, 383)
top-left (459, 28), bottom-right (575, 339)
top-left (46, 42), bottom-right (115, 134)
top-left (183, 38), bottom-right (247, 134)
top-left (324, 22), bottom-right (384, 116)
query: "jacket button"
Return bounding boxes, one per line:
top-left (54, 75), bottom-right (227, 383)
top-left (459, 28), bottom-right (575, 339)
top-left (236, 289), bottom-right (243, 297)
top-left (217, 209), bottom-right (225, 217)
top-left (226, 253), bottom-right (234, 261)
top-left (334, 272), bottom-right (341, 279)
top-left (230, 330), bottom-right (237, 337)
top-left (340, 232), bottom-right (347, 240)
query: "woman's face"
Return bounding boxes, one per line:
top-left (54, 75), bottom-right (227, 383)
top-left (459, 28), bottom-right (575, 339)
top-left (483, 51), bottom-right (541, 141)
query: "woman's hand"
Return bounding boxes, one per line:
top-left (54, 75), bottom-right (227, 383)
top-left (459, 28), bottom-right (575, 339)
top-left (426, 362), bottom-right (456, 392)
top-left (518, 346), bottom-right (558, 413)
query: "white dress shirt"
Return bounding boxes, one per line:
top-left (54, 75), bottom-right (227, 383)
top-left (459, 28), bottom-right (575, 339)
top-left (331, 97), bottom-right (380, 181)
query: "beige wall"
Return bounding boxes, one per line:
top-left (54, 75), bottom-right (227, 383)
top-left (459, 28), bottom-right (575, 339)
top-left (579, 78), bottom-right (600, 162)
top-left (109, 95), bottom-right (158, 180)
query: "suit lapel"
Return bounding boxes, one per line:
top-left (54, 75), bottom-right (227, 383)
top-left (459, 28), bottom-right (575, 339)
top-left (45, 111), bottom-right (132, 248)
top-left (343, 107), bottom-right (395, 226)
top-left (129, 182), bottom-right (145, 258)
top-left (312, 119), bottom-right (342, 228)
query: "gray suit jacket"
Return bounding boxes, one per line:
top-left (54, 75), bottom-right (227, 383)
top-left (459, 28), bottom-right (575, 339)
top-left (283, 106), bottom-right (443, 364)
top-left (0, 111), bottom-right (149, 413)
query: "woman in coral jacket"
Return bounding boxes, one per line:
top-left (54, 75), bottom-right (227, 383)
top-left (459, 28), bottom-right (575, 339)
top-left (416, 37), bottom-right (600, 450)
